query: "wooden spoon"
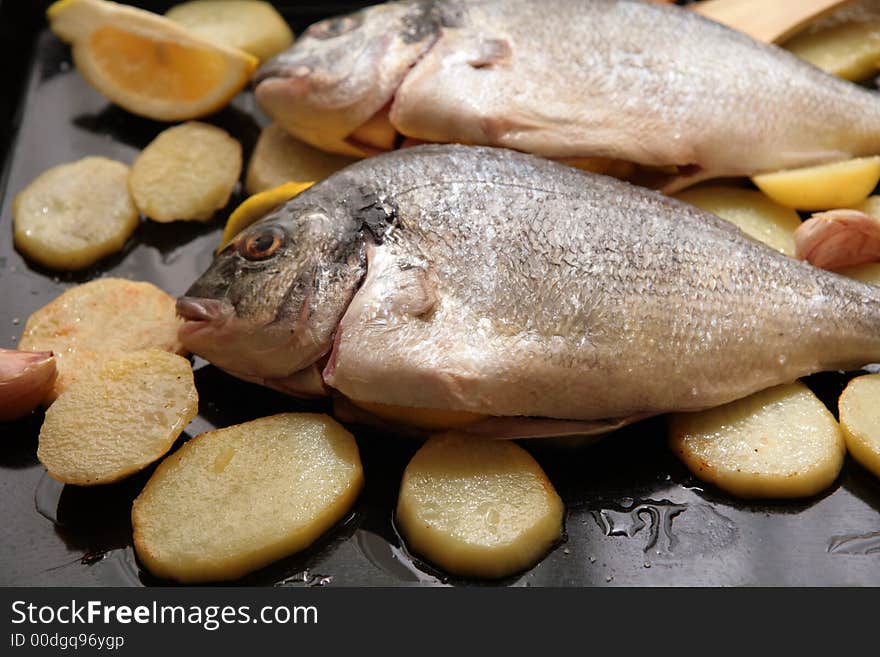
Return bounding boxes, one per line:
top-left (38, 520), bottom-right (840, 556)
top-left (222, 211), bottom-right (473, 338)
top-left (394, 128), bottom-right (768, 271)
top-left (692, 0), bottom-right (856, 43)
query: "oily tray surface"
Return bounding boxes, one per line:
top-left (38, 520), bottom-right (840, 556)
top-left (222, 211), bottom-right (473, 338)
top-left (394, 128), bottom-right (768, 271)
top-left (1, 1), bottom-right (879, 586)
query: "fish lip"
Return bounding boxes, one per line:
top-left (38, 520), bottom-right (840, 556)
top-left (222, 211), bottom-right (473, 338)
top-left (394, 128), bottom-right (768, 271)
top-left (176, 297), bottom-right (233, 323)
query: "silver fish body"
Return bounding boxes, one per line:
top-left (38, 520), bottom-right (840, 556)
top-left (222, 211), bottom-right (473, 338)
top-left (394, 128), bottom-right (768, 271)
top-left (255, 0), bottom-right (880, 187)
top-left (179, 145), bottom-right (880, 426)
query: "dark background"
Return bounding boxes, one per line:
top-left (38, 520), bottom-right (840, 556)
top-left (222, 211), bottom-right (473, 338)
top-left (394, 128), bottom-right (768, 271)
top-left (1, 1), bottom-right (878, 587)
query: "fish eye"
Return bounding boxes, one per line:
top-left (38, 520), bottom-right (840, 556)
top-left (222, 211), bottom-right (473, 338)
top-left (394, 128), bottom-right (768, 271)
top-left (306, 15), bottom-right (361, 39)
top-left (239, 226), bottom-right (286, 261)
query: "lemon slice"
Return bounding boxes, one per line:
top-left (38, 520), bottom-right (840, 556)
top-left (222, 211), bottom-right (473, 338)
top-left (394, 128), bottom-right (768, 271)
top-left (47, 0), bottom-right (257, 121)
top-left (219, 181), bottom-right (313, 250)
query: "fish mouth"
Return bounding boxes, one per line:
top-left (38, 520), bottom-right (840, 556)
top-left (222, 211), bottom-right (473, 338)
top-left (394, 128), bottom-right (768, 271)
top-left (176, 296), bottom-right (232, 323)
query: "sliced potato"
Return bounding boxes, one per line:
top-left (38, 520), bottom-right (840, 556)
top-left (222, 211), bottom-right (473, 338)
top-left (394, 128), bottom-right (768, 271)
top-left (0, 349), bottom-right (56, 422)
top-left (837, 262), bottom-right (880, 285)
top-left (18, 278), bottom-right (183, 403)
top-left (38, 349), bottom-right (197, 485)
top-left (245, 123), bottom-right (358, 195)
top-left (351, 400), bottom-right (487, 432)
top-left (785, 18), bottom-right (880, 81)
top-left (13, 156), bottom-right (138, 270)
top-left (166, 0), bottom-right (293, 62)
top-left (132, 413), bottom-right (363, 582)
top-left (675, 185), bottom-right (801, 255)
top-left (752, 157), bottom-right (880, 211)
top-left (219, 181), bottom-right (313, 250)
top-left (130, 121), bottom-right (242, 222)
top-left (669, 382), bottom-right (845, 499)
top-left (839, 374), bottom-right (880, 479)
top-left (396, 434), bottom-right (563, 579)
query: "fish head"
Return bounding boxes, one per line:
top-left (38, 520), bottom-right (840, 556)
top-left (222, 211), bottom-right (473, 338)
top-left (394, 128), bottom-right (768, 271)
top-left (254, 1), bottom-right (454, 155)
top-left (177, 200), bottom-right (367, 381)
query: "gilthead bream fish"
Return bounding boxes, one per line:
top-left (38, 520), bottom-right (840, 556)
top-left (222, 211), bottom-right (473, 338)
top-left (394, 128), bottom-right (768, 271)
top-left (177, 145), bottom-right (880, 438)
top-left (254, 0), bottom-right (880, 190)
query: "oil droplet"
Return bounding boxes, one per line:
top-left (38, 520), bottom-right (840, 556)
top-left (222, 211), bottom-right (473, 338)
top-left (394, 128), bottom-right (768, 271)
top-left (643, 561), bottom-right (652, 569)
top-left (563, 548), bottom-right (571, 555)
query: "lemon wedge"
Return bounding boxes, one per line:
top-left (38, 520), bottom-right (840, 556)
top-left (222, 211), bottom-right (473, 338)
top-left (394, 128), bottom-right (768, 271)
top-left (47, 0), bottom-right (257, 121)
top-left (219, 181), bottom-right (313, 250)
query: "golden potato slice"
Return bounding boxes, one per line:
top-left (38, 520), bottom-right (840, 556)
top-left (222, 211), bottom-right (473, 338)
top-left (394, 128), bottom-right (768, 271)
top-left (669, 383), bottom-right (845, 499)
top-left (13, 156), bottom-right (138, 270)
top-left (837, 262), bottom-right (880, 285)
top-left (18, 278), bottom-right (183, 403)
top-left (245, 123), bottom-right (358, 195)
top-left (396, 434), bottom-right (564, 579)
top-left (785, 18), bottom-right (880, 81)
top-left (675, 185), bottom-right (801, 255)
top-left (219, 181), bottom-right (313, 250)
top-left (752, 157), bottom-right (880, 211)
top-left (132, 413), bottom-right (363, 582)
top-left (0, 349), bottom-right (56, 422)
top-left (38, 349), bottom-right (197, 485)
top-left (130, 121), bottom-right (242, 222)
top-left (839, 374), bottom-right (880, 479)
top-left (166, 0), bottom-right (293, 62)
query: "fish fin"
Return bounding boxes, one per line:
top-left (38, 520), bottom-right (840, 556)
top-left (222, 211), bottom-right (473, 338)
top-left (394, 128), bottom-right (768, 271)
top-left (461, 414), bottom-right (650, 440)
top-left (392, 262), bottom-right (438, 318)
top-left (467, 38), bottom-right (512, 69)
top-left (332, 395), bottom-right (649, 440)
top-left (639, 164), bottom-right (714, 194)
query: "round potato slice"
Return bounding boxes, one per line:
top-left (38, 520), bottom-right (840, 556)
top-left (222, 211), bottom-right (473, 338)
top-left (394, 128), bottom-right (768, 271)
top-left (669, 382), bottom-right (845, 499)
top-left (13, 156), bottom-right (138, 270)
top-left (245, 123), bottom-right (358, 195)
top-left (130, 121), bottom-right (242, 222)
top-left (839, 374), bottom-right (880, 479)
top-left (38, 349), bottom-right (197, 485)
top-left (132, 413), bottom-right (363, 583)
top-left (166, 0), bottom-right (293, 62)
top-left (18, 278), bottom-right (184, 403)
top-left (674, 185), bottom-right (801, 255)
top-left (752, 157), bottom-right (880, 211)
top-left (396, 434), bottom-right (564, 579)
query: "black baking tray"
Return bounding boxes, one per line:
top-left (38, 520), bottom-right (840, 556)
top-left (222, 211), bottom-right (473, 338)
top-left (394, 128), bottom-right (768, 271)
top-left (2, 1), bottom-right (879, 587)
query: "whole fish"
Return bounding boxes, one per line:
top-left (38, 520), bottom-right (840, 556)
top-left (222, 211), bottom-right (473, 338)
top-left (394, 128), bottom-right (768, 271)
top-left (254, 0), bottom-right (880, 190)
top-left (178, 145), bottom-right (880, 438)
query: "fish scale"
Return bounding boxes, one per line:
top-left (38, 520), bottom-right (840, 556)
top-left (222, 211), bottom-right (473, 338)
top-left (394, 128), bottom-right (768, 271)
top-left (180, 145), bottom-right (880, 431)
